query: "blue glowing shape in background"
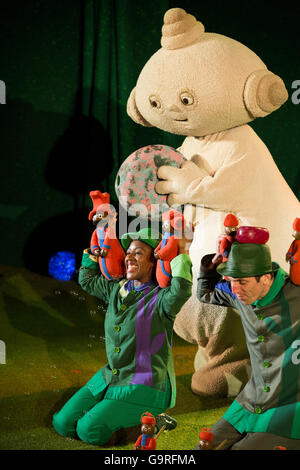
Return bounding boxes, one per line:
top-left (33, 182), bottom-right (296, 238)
top-left (48, 251), bottom-right (76, 281)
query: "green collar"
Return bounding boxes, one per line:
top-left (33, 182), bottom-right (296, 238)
top-left (253, 265), bottom-right (288, 307)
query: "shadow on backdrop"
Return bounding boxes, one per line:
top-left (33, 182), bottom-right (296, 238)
top-left (23, 88), bottom-right (117, 275)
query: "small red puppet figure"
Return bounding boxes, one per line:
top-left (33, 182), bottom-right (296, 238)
top-left (133, 412), bottom-right (157, 450)
top-left (89, 190), bottom-right (125, 280)
top-left (220, 213), bottom-right (239, 261)
top-left (154, 209), bottom-right (185, 288)
top-left (286, 217), bottom-right (300, 285)
top-left (198, 427), bottom-right (214, 450)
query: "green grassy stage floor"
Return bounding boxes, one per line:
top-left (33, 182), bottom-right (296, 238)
top-left (0, 265), bottom-right (232, 450)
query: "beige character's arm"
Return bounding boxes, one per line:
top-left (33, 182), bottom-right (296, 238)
top-left (156, 150), bottom-right (256, 211)
top-left (156, 158), bottom-right (210, 205)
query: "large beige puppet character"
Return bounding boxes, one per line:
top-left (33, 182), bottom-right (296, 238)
top-left (126, 8), bottom-right (300, 397)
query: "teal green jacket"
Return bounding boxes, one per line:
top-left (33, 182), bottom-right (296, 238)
top-left (197, 254), bottom-right (300, 439)
top-left (78, 250), bottom-right (192, 409)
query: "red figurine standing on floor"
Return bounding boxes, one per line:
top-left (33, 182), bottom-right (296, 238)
top-left (154, 209), bottom-right (185, 288)
top-left (89, 190), bottom-right (125, 280)
top-left (198, 427), bottom-right (214, 450)
top-left (133, 412), bottom-right (157, 450)
top-left (219, 213), bottom-right (239, 262)
top-left (286, 217), bottom-right (300, 285)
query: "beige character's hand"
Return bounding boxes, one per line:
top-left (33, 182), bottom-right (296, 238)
top-left (156, 160), bottom-right (208, 206)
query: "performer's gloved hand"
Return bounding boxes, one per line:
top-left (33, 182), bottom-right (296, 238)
top-left (212, 233), bottom-right (226, 265)
top-left (177, 221), bottom-right (194, 254)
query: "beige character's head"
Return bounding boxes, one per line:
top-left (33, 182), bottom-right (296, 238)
top-left (127, 8), bottom-right (288, 137)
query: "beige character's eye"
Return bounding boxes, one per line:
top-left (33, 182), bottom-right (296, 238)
top-left (180, 92), bottom-right (194, 106)
top-left (149, 95), bottom-right (161, 109)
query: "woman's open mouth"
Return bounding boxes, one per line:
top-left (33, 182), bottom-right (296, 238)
top-left (126, 263), bottom-right (138, 273)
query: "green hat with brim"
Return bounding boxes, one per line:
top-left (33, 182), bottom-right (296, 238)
top-left (121, 227), bottom-right (161, 252)
top-left (217, 242), bottom-right (274, 278)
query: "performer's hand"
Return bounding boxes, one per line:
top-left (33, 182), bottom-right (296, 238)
top-left (154, 252), bottom-right (160, 259)
top-left (177, 222), bottom-right (194, 254)
top-left (100, 249), bottom-right (108, 258)
top-left (211, 233), bottom-right (226, 264)
top-left (93, 248), bottom-right (101, 257)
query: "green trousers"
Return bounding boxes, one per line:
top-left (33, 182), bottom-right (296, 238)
top-left (53, 381), bottom-right (170, 446)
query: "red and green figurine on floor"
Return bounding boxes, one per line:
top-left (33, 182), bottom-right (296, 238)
top-left (133, 412), bottom-right (178, 450)
top-left (134, 412), bottom-right (157, 450)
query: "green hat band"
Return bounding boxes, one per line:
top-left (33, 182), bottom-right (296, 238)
top-left (121, 227), bottom-right (161, 252)
top-left (217, 242), bottom-right (273, 278)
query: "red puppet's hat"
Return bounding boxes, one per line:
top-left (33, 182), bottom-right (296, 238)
top-left (293, 217), bottom-right (300, 232)
top-left (224, 213), bottom-right (239, 227)
top-left (162, 209), bottom-right (185, 230)
top-left (199, 427), bottom-right (214, 442)
top-left (140, 412), bottom-right (156, 426)
top-left (88, 190), bottom-right (111, 220)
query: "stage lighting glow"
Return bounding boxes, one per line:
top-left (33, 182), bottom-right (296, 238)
top-left (48, 251), bottom-right (76, 281)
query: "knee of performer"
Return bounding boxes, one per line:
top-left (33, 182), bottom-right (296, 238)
top-left (76, 418), bottom-right (112, 446)
top-left (52, 410), bottom-right (76, 438)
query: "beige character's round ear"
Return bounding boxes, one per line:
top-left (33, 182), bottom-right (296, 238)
top-left (244, 69), bottom-right (288, 118)
top-left (126, 87), bottom-right (153, 127)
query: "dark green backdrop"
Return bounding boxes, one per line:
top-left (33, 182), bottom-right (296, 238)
top-left (0, 0), bottom-right (299, 273)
